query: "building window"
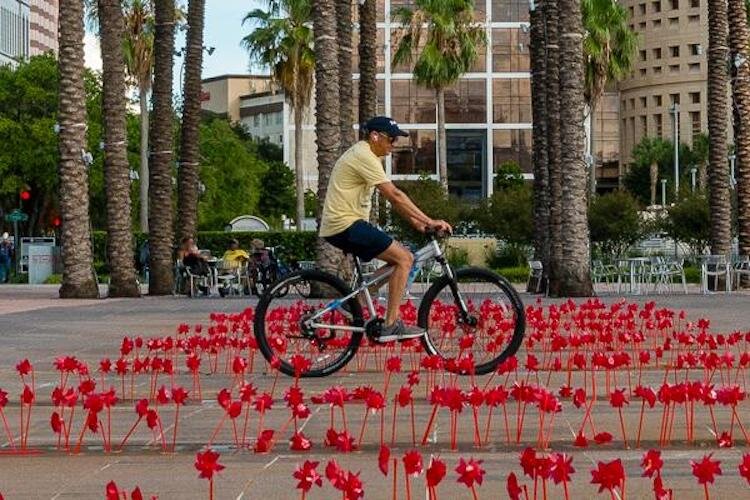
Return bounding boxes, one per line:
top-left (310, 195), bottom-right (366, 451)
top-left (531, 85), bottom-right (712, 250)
top-left (653, 95), bottom-right (663, 106)
top-left (629, 98), bottom-right (636, 109)
top-left (690, 0), bottom-right (699, 7)
top-left (688, 63), bottom-right (700, 73)
top-left (254, 114), bottom-right (261, 127)
top-left (669, 0), bottom-right (679, 9)
top-left (640, 115), bottom-right (647, 137)
top-left (654, 114), bottom-right (663, 137)
top-left (491, 0), bottom-right (530, 22)
top-left (639, 21), bottom-right (647, 29)
top-left (276, 112), bottom-right (282, 125)
top-left (651, 1), bottom-right (661, 13)
top-left (653, 66), bottom-right (663, 74)
top-left (690, 91), bottom-right (700, 104)
top-left (392, 130), bottom-right (437, 175)
top-left (445, 80), bottom-right (486, 123)
top-left (391, 80), bottom-right (436, 124)
top-left (688, 14), bottom-right (699, 23)
top-left (352, 29), bottom-right (386, 73)
top-left (652, 19), bottom-right (662, 27)
top-left (669, 16), bottom-right (679, 25)
top-left (493, 79), bottom-right (532, 123)
top-left (669, 64), bottom-right (680, 73)
top-left (640, 68), bottom-right (648, 76)
top-left (493, 130), bottom-right (532, 173)
top-left (629, 6), bottom-right (635, 17)
top-left (690, 111), bottom-right (701, 139)
top-left (639, 3), bottom-right (646, 15)
top-left (639, 49), bottom-right (647, 61)
top-left (640, 96), bottom-right (647, 107)
top-left (689, 43), bottom-right (701, 56)
top-left (670, 93), bottom-right (680, 105)
top-left (492, 29), bottom-right (530, 72)
top-left (669, 45), bottom-right (680, 57)
top-left (653, 48), bottom-right (662, 59)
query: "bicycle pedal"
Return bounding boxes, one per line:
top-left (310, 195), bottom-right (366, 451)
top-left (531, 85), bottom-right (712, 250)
top-left (364, 318), bottom-right (384, 340)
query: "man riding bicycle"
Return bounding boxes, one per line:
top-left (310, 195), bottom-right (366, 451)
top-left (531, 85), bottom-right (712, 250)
top-left (319, 116), bottom-right (452, 343)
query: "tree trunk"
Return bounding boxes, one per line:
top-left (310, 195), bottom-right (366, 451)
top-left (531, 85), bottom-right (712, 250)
top-left (650, 161), bottom-right (659, 206)
top-left (588, 100), bottom-right (597, 197)
top-left (529, 0), bottom-right (549, 293)
top-left (436, 87), bottom-right (448, 192)
top-left (98, 0), bottom-right (140, 297)
top-left (336, 0), bottom-right (354, 150)
top-left (555, 0), bottom-right (593, 296)
top-left (139, 86), bottom-right (150, 233)
top-left (729, 0), bottom-right (750, 262)
top-left (57, 0), bottom-right (99, 299)
top-left (294, 101), bottom-right (305, 231)
top-left (358, 0), bottom-right (377, 134)
top-left (148, 0), bottom-right (176, 295)
top-left (707, 0), bottom-right (732, 255)
top-left (544, 0), bottom-right (563, 294)
top-left (177, 0), bottom-right (206, 242)
top-left (313, 0), bottom-right (345, 275)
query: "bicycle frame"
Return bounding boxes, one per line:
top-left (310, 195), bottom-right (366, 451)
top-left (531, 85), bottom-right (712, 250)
top-left (305, 236), bottom-right (471, 332)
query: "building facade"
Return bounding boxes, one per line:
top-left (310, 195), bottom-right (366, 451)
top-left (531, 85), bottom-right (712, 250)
top-left (29, 0), bottom-right (57, 56)
top-left (0, 0), bottom-right (30, 66)
top-left (201, 75), bottom-right (274, 122)
top-left (619, 0), bottom-right (707, 166)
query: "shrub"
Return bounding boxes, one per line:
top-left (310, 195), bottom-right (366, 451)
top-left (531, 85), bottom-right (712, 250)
top-left (588, 190), bottom-right (643, 258)
top-left (446, 247), bottom-right (470, 268)
top-left (494, 160), bottom-right (525, 191)
top-left (663, 193), bottom-right (710, 257)
top-left (485, 243), bottom-right (531, 268)
top-left (474, 185), bottom-right (533, 245)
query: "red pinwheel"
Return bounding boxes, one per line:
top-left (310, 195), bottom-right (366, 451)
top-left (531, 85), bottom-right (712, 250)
top-left (195, 449), bottom-right (224, 500)
top-left (426, 457), bottom-right (447, 500)
top-left (593, 432), bottom-right (612, 445)
top-left (106, 481), bottom-right (120, 500)
top-left (289, 431), bottom-right (312, 451)
top-left (590, 459), bottom-right (625, 499)
top-left (378, 445), bottom-right (390, 476)
top-left (254, 429), bottom-right (275, 453)
top-left (691, 454), bottom-right (721, 500)
top-left (402, 450), bottom-right (423, 500)
top-left (455, 457), bottom-right (485, 500)
top-left (641, 449), bottom-right (663, 479)
top-left (739, 454), bottom-right (750, 486)
top-left (609, 388), bottom-right (629, 447)
top-left (292, 460), bottom-right (322, 500)
top-left (507, 472), bottom-right (524, 500)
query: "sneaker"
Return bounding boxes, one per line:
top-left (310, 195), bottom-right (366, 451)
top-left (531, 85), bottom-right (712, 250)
top-left (374, 319), bottom-right (426, 343)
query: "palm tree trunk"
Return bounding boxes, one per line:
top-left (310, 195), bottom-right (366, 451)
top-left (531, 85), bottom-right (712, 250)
top-left (177, 0), bottom-right (206, 242)
top-left (57, 0), bottom-right (99, 299)
top-left (294, 101), bottom-right (305, 231)
top-left (139, 86), bottom-right (150, 233)
top-left (556, 0), bottom-right (593, 296)
top-left (436, 87), bottom-right (448, 192)
top-left (707, 0), bottom-right (732, 255)
top-left (650, 162), bottom-right (659, 206)
top-left (98, 0), bottom-right (140, 297)
top-left (544, 0), bottom-right (563, 294)
top-left (358, 0), bottom-right (377, 133)
top-left (729, 0), bottom-right (750, 263)
top-left (148, 0), bottom-right (176, 295)
top-left (530, 0), bottom-right (549, 293)
top-left (336, 0), bottom-right (354, 150)
top-left (313, 0), bottom-right (345, 275)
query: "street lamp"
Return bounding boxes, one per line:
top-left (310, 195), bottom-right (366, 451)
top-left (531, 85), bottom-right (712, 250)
top-left (661, 179), bottom-right (667, 207)
top-left (670, 103), bottom-right (680, 196)
top-left (690, 166), bottom-right (697, 192)
top-left (729, 154), bottom-right (737, 188)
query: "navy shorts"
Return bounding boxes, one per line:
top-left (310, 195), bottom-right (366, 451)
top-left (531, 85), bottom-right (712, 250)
top-left (324, 220), bottom-right (393, 262)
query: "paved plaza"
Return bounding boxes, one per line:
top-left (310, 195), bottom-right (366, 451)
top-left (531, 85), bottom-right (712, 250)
top-left (0, 285), bottom-right (748, 499)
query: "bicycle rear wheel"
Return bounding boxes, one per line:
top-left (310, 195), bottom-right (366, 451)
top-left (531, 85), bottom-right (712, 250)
top-left (418, 267), bottom-right (525, 375)
top-left (254, 270), bottom-right (364, 377)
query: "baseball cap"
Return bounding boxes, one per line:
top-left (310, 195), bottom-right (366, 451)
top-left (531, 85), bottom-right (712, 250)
top-left (363, 116), bottom-right (409, 138)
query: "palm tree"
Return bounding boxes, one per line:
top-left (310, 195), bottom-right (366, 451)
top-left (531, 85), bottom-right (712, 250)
top-left (358, 0), bottom-right (377, 133)
top-left (556, 0), bottom-right (593, 296)
top-left (392, 0), bottom-right (486, 192)
top-left (242, 0), bottom-right (314, 232)
top-left (312, 0), bottom-right (344, 274)
top-left (176, 0), bottom-right (206, 242)
top-left (336, 0), bottom-right (354, 150)
top-left (707, 0), bottom-right (732, 255)
top-left (529, 0), bottom-right (549, 292)
top-left (58, 0), bottom-right (99, 298)
top-left (632, 137), bottom-right (672, 206)
top-left (728, 0), bottom-right (750, 261)
top-left (544, 0), bottom-right (563, 291)
top-left (148, 0), bottom-right (176, 295)
top-left (582, 0), bottom-right (638, 196)
top-left (97, 0), bottom-right (140, 297)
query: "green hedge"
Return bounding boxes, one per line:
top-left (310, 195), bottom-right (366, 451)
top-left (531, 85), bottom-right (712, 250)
top-left (92, 230), bottom-right (318, 272)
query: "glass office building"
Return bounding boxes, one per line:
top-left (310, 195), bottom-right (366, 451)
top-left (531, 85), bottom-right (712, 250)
top-left (353, 0), bottom-right (532, 199)
top-left (0, 0), bottom-right (30, 66)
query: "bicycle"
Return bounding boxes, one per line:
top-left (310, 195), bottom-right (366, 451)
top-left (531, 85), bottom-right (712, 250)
top-left (247, 245), bottom-right (299, 296)
top-left (253, 230), bottom-right (525, 377)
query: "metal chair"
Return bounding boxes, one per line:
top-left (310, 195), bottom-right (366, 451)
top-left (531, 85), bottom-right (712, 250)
top-left (216, 259), bottom-right (247, 297)
top-left (700, 255), bottom-right (731, 294)
top-left (591, 260), bottom-right (617, 292)
top-left (732, 255), bottom-right (750, 290)
top-left (527, 260), bottom-right (544, 294)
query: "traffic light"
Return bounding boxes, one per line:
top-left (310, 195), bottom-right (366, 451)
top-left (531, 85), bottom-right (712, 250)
top-left (52, 216), bottom-right (61, 228)
top-left (20, 190), bottom-right (30, 201)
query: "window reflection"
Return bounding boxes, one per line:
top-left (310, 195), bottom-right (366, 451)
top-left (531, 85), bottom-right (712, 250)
top-left (492, 29), bottom-right (530, 72)
top-left (392, 130), bottom-right (437, 175)
top-left (391, 80), bottom-right (437, 123)
top-left (352, 80), bottom-right (386, 125)
top-left (493, 79), bottom-right (531, 123)
top-left (444, 80), bottom-right (486, 123)
top-left (493, 130), bottom-right (532, 173)
top-left (492, 0), bottom-right (530, 22)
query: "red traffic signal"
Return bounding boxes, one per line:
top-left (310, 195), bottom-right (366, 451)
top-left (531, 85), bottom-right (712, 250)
top-left (52, 216), bottom-right (61, 228)
top-left (20, 190), bottom-right (30, 201)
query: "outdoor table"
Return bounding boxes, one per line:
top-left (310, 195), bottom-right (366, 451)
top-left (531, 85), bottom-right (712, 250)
top-left (618, 257), bottom-right (650, 295)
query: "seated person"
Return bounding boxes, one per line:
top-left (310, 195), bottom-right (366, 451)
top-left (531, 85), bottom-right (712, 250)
top-left (222, 239), bottom-right (250, 266)
top-left (178, 236), bottom-right (210, 294)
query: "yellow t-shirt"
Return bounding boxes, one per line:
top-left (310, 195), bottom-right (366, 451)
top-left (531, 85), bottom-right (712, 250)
top-left (319, 141), bottom-right (390, 237)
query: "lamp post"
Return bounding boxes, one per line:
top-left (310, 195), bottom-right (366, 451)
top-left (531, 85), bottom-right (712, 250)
top-left (661, 179), bottom-right (667, 207)
top-left (670, 103), bottom-right (680, 196)
top-left (729, 154), bottom-right (737, 188)
top-left (690, 166), bottom-right (697, 192)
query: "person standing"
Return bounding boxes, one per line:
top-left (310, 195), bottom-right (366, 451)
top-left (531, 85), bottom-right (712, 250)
top-left (0, 233), bottom-right (14, 283)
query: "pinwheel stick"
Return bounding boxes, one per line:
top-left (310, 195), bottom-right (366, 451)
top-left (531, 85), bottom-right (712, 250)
top-left (119, 416), bottom-right (142, 449)
top-left (172, 405), bottom-right (180, 452)
top-left (0, 408), bottom-right (14, 450)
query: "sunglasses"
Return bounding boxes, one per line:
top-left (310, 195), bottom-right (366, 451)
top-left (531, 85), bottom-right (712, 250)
top-left (378, 132), bottom-right (398, 145)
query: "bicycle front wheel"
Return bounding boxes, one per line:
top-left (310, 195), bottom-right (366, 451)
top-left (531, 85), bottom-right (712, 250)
top-left (254, 270), bottom-right (364, 377)
top-left (418, 267), bottom-right (526, 375)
